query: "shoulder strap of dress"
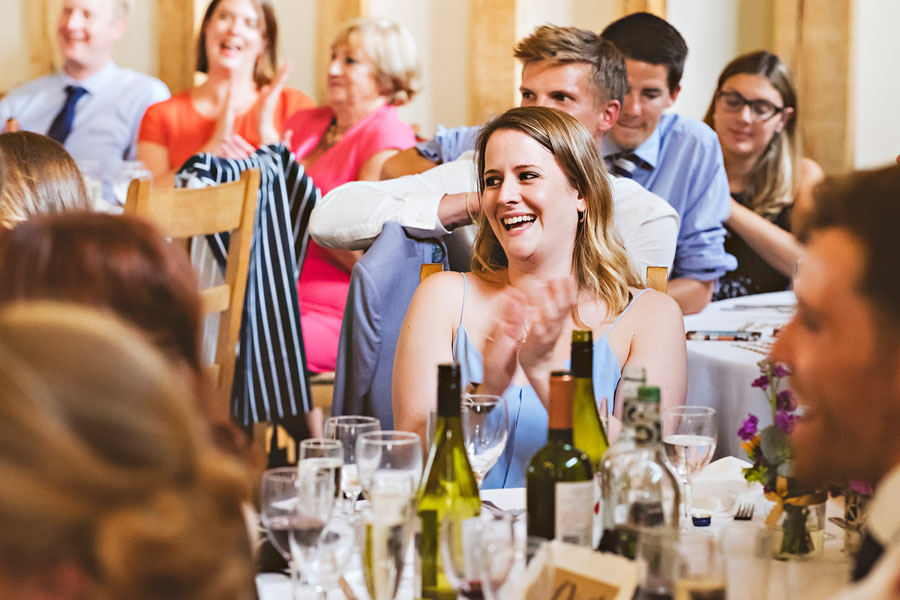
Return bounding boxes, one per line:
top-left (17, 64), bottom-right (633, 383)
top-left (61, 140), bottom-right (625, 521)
top-left (606, 288), bottom-right (651, 334)
top-left (458, 272), bottom-right (468, 327)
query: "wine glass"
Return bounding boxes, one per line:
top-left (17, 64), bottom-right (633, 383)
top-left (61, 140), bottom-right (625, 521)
top-left (361, 485), bottom-right (417, 600)
top-left (300, 438), bottom-right (344, 499)
top-left (290, 461), bottom-right (338, 598)
top-left (461, 394), bottom-right (509, 487)
top-left (440, 511), bottom-right (517, 600)
top-left (356, 431), bottom-right (423, 501)
top-left (661, 406), bottom-right (718, 527)
top-left (325, 415), bottom-right (380, 513)
top-left (259, 467), bottom-right (305, 598)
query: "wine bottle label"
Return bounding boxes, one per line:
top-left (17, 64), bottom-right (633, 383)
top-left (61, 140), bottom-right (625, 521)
top-left (555, 480), bottom-right (593, 546)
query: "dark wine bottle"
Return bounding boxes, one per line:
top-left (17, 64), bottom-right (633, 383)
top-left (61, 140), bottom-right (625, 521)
top-left (416, 363), bottom-right (481, 600)
top-left (526, 370), bottom-right (594, 545)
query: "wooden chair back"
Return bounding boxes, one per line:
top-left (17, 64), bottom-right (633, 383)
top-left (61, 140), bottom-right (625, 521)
top-left (124, 169), bottom-right (260, 408)
top-left (646, 266), bottom-right (668, 293)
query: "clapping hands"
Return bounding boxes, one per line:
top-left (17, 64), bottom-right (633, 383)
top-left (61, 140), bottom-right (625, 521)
top-left (481, 278), bottom-right (577, 406)
top-left (201, 81), bottom-right (256, 159)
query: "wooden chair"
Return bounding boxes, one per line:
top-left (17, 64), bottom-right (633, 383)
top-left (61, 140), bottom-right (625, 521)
top-left (646, 266), bottom-right (668, 293)
top-left (124, 169), bottom-right (260, 408)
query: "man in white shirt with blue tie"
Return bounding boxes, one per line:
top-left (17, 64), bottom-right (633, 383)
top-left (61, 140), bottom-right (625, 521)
top-left (0, 0), bottom-right (169, 164)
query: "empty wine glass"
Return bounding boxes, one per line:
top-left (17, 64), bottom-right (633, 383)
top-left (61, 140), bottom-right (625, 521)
top-left (440, 511), bottom-right (517, 600)
top-left (259, 467), bottom-right (303, 598)
top-left (661, 406), bottom-right (718, 527)
top-left (461, 394), bottom-right (509, 487)
top-left (325, 415), bottom-right (380, 513)
top-left (290, 462), bottom-right (338, 598)
top-left (356, 431), bottom-right (423, 501)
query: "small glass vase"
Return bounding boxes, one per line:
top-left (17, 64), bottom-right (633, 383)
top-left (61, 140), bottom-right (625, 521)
top-left (770, 499), bottom-right (826, 560)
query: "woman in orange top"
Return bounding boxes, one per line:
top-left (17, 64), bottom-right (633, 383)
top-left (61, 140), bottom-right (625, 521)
top-left (137, 0), bottom-right (313, 186)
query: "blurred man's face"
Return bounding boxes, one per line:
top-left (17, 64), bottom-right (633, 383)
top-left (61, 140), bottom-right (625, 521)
top-left (609, 59), bottom-right (678, 151)
top-left (57, 0), bottom-right (126, 78)
top-left (771, 228), bottom-right (900, 485)
top-left (519, 61), bottom-right (609, 145)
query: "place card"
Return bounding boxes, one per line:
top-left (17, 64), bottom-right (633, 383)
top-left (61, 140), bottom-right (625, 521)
top-left (519, 540), bottom-right (637, 600)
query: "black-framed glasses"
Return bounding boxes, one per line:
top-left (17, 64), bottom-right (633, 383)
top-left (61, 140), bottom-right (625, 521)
top-left (716, 90), bottom-right (785, 121)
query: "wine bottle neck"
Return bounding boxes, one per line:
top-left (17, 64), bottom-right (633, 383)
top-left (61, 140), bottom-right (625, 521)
top-left (548, 427), bottom-right (575, 445)
top-left (571, 343), bottom-right (592, 378)
top-left (437, 391), bottom-right (461, 418)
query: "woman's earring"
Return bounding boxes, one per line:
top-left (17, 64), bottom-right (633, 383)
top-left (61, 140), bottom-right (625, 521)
top-left (578, 210), bottom-right (585, 223)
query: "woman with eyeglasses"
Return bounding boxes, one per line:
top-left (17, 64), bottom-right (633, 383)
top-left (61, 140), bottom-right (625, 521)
top-left (704, 51), bottom-right (823, 300)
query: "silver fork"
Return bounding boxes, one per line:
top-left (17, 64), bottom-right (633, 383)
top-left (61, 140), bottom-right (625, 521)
top-left (734, 502), bottom-right (755, 520)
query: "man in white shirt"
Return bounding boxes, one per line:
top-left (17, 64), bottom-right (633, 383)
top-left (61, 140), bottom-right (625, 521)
top-left (771, 166), bottom-right (900, 598)
top-left (310, 25), bottom-right (678, 275)
top-left (0, 0), bottom-right (169, 165)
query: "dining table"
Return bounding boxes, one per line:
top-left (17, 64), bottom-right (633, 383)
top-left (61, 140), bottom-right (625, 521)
top-left (683, 290), bottom-right (796, 459)
top-left (256, 460), bottom-right (855, 600)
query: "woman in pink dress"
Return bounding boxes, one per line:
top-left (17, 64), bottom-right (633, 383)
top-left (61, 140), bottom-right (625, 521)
top-left (283, 17), bottom-right (421, 373)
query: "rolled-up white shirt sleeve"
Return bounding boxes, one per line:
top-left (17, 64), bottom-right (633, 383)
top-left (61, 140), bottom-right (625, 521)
top-left (309, 153), bottom-right (478, 250)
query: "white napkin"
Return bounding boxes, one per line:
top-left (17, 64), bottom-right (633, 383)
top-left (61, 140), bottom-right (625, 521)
top-left (691, 456), bottom-right (759, 515)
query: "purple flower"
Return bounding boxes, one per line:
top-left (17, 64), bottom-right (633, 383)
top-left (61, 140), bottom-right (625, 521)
top-left (751, 375), bottom-right (770, 390)
top-left (738, 414), bottom-right (759, 440)
top-left (775, 410), bottom-right (795, 433)
top-left (772, 363), bottom-right (791, 378)
top-left (776, 390), bottom-right (796, 412)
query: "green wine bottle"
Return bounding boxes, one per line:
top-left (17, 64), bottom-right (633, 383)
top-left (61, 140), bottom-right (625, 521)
top-left (571, 329), bottom-right (610, 470)
top-left (526, 370), bottom-right (594, 545)
top-left (416, 363), bottom-right (481, 600)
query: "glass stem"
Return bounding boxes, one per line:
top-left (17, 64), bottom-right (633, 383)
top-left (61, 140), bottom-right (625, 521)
top-left (289, 559), bottom-right (299, 600)
top-left (682, 476), bottom-right (693, 524)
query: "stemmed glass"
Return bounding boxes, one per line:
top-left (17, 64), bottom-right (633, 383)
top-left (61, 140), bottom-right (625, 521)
top-left (300, 438), bottom-right (344, 498)
top-left (290, 461), bottom-right (339, 599)
top-left (356, 431), bottom-right (423, 501)
top-left (260, 468), bottom-right (304, 599)
top-left (361, 487), bottom-right (417, 600)
top-left (325, 415), bottom-right (381, 514)
top-left (661, 406), bottom-right (718, 527)
top-left (440, 511), bottom-right (517, 599)
top-left (461, 394), bottom-right (509, 487)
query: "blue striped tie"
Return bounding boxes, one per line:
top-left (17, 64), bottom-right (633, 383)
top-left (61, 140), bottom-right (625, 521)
top-left (46, 85), bottom-right (88, 145)
top-left (605, 152), bottom-right (643, 179)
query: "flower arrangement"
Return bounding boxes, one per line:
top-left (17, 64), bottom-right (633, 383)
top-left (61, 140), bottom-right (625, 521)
top-left (738, 359), bottom-right (825, 556)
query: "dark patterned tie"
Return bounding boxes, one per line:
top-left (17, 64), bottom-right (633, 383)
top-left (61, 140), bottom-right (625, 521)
top-left (605, 152), bottom-right (644, 179)
top-left (46, 85), bottom-right (88, 145)
top-left (852, 532), bottom-right (884, 581)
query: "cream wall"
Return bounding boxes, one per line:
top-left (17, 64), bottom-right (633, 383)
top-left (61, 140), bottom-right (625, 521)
top-left (1, 0), bottom-right (898, 168)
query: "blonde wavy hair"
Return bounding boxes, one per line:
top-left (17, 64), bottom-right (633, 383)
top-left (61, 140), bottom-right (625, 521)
top-left (332, 17), bottom-right (422, 106)
top-left (472, 106), bottom-right (641, 321)
top-left (0, 303), bottom-right (253, 600)
top-left (704, 51), bottom-right (802, 219)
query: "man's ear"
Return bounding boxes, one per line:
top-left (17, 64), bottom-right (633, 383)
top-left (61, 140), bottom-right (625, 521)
top-left (599, 99), bottom-right (620, 134)
top-left (668, 84), bottom-right (681, 104)
top-left (110, 16), bottom-right (128, 42)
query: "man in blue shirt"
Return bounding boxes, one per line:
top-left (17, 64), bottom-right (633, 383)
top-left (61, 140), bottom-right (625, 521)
top-left (600, 13), bottom-right (735, 314)
top-left (0, 0), bottom-right (170, 167)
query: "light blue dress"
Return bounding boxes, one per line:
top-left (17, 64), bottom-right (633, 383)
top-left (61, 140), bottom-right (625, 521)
top-left (452, 273), bottom-right (649, 488)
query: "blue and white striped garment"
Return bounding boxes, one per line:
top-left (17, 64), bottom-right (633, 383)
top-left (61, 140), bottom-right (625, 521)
top-left (177, 144), bottom-right (318, 426)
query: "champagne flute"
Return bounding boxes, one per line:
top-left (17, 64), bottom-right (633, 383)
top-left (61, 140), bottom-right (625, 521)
top-left (259, 467), bottom-right (304, 598)
top-left (662, 406), bottom-right (718, 527)
top-left (439, 511), bottom-right (516, 600)
top-left (361, 483), bottom-right (417, 600)
top-left (461, 394), bottom-right (509, 487)
top-left (325, 415), bottom-right (380, 514)
top-left (300, 438), bottom-right (343, 499)
top-left (356, 431), bottom-right (423, 501)
top-left (290, 462), bottom-right (338, 599)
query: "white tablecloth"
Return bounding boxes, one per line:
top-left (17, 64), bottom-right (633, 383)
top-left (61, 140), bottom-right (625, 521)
top-left (684, 291), bottom-right (796, 459)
